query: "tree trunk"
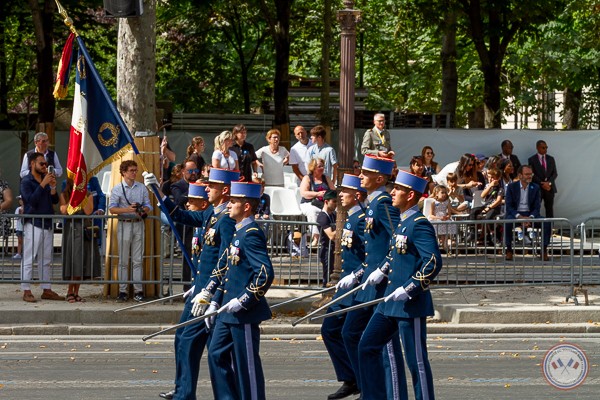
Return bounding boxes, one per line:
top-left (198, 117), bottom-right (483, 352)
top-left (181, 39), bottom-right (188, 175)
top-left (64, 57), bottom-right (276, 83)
top-left (28, 0), bottom-right (56, 135)
top-left (440, 8), bottom-right (457, 128)
top-left (110, 0), bottom-right (159, 298)
top-left (259, 0), bottom-right (292, 148)
top-left (319, 0), bottom-right (333, 127)
top-left (0, 4), bottom-right (8, 128)
top-left (563, 87), bottom-right (581, 130)
top-left (117, 1), bottom-right (157, 133)
top-left (482, 64), bottom-right (502, 128)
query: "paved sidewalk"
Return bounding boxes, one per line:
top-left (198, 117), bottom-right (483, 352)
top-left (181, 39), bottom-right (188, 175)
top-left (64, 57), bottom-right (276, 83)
top-left (1, 283), bottom-right (600, 336)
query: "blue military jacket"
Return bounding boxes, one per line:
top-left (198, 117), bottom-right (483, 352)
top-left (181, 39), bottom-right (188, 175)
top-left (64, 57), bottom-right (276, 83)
top-left (166, 199), bottom-right (234, 293)
top-left (332, 204), bottom-right (366, 310)
top-left (211, 217), bottom-right (274, 324)
top-left (377, 207), bottom-right (442, 318)
top-left (354, 189), bottom-right (400, 303)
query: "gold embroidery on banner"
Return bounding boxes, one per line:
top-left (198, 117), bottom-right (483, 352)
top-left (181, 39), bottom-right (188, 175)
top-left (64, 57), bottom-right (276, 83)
top-left (74, 167), bottom-right (87, 191)
top-left (77, 55), bottom-right (86, 79)
top-left (97, 122), bottom-right (120, 147)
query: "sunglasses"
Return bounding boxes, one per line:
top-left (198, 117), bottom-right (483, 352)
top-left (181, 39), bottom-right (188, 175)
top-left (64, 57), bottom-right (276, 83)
top-left (38, 162), bottom-right (48, 166)
top-left (187, 169), bottom-right (200, 174)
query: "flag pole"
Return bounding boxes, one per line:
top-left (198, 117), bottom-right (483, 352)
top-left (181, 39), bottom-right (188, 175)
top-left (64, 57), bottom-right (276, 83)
top-left (54, 0), bottom-right (196, 278)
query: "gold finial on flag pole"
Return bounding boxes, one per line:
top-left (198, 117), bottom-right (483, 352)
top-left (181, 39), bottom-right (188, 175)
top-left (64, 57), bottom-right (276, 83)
top-left (55, 0), bottom-right (78, 36)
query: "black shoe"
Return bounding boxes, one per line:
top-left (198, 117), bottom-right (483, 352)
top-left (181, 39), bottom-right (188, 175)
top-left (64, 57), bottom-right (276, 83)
top-left (159, 389), bottom-right (175, 399)
top-left (116, 292), bottom-right (128, 303)
top-left (134, 292), bottom-right (144, 302)
top-left (328, 381), bottom-right (360, 400)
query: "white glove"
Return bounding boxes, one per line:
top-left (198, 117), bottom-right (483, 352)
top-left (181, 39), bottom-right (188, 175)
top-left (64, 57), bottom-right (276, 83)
top-left (222, 298), bottom-right (244, 313)
top-left (204, 301), bottom-right (219, 330)
top-left (363, 268), bottom-right (386, 289)
top-left (191, 289), bottom-right (213, 317)
top-left (182, 287), bottom-right (194, 299)
top-left (336, 273), bottom-right (357, 290)
top-left (384, 286), bottom-right (410, 302)
top-left (142, 171), bottom-right (159, 188)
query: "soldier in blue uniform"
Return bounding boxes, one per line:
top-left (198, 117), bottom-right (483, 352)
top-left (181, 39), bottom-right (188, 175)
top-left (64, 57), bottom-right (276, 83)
top-left (321, 174), bottom-right (366, 399)
top-left (360, 170), bottom-right (442, 400)
top-left (199, 181), bottom-right (274, 400)
top-left (144, 168), bottom-right (239, 400)
top-left (337, 156), bottom-right (402, 398)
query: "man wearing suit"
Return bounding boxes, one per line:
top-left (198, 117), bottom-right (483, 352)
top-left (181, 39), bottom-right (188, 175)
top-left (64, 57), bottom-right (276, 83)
top-left (504, 165), bottom-right (552, 261)
top-left (498, 139), bottom-right (521, 180)
top-left (321, 174), bottom-right (366, 399)
top-left (202, 181), bottom-right (274, 400)
top-left (338, 155), bottom-right (402, 399)
top-left (528, 140), bottom-right (557, 218)
top-left (360, 170), bottom-right (442, 400)
top-left (144, 168), bottom-right (238, 400)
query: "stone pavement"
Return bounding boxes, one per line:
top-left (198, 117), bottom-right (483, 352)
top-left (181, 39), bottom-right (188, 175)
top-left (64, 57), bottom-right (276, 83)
top-left (2, 283), bottom-right (600, 337)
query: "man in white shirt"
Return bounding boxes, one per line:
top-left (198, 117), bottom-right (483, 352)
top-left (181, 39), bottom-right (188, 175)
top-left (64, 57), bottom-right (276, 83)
top-left (308, 125), bottom-right (338, 183)
top-left (288, 125), bottom-right (313, 185)
top-left (20, 132), bottom-right (63, 178)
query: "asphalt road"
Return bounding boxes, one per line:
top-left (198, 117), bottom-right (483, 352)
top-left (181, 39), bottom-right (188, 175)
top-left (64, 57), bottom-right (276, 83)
top-left (0, 333), bottom-right (598, 399)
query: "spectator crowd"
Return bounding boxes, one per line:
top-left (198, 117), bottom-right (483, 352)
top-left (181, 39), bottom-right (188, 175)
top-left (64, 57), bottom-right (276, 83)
top-left (0, 117), bottom-right (559, 302)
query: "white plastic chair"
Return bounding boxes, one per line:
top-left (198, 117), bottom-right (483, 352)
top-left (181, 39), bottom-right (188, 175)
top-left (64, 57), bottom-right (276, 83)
top-left (100, 171), bottom-right (112, 196)
top-left (270, 188), bottom-right (303, 217)
top-left (422, 197), bottom-right (435, 219)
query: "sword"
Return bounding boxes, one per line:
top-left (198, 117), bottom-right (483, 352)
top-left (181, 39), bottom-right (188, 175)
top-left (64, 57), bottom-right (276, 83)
top-left (141, 288), bottom-right (335, 341)
top-left (113, 292), bottom-right (185, 313)
top-left (309, 297), bottom-right (385, 322)
top-left (291, 283), bottom-right (365, 326)
top-left (268, 286), bottom-right (335, 309)
top-left (142, 305), bottom-right (225, 341)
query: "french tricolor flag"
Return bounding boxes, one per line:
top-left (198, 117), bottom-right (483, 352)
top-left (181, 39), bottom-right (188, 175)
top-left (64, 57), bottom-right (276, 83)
top-left (58, 35), bottom-right (132, 214)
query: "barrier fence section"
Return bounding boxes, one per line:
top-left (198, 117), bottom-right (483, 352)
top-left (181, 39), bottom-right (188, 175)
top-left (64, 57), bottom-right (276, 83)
top-left (2, 213), bottom-right (600, 301)
top-left (577, 218), bottom-right (600, 286)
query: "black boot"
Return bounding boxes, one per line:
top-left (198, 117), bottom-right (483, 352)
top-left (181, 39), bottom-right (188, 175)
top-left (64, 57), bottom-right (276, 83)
top-left (328, 381), bottom-right (360, 399)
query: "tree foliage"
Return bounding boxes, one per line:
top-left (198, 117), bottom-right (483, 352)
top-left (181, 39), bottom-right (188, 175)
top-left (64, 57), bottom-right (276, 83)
top-left (2, 0), bottom-right (600, 130)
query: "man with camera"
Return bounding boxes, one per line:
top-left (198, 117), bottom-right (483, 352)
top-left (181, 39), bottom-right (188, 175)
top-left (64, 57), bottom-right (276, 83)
top-left (20, 152), bottom-right (63, 302)
top-left (108, 160), bottom-right (152, 302)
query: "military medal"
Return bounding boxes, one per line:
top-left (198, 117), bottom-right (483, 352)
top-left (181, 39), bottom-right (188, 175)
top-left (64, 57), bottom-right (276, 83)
top-left (204, 227), bottom-right (216, 246)
top-left (230, 242), bottom-right (240, 265)
top-left (341, 228), bottom-right (353, 247)
top-left (395, 233), bottom-right (408, 254)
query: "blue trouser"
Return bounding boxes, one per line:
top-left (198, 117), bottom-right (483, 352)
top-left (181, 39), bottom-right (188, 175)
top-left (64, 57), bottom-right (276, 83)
top-left (208, 320), bottom-right (265, 400)
top-left (173, 302), bottom-right (211, 400)
top-left (341, 303), bottom-right (402, 396)
top-left (173, 298), bottom-right (193, 392)
top-left (504, 219), bottom-right (551, 252)
top-left (321, 307), bottom-right (355, 383)
top-left (359, 312), bottom-right (435, 400)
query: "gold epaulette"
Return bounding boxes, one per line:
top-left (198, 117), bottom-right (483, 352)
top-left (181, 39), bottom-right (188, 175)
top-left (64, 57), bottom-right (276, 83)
top-left (246, 227), bottom-right (259, 232)
top-left (414, 216), bottom-right (427, 221)
top-left (358, 213), bottom-right (365, 218)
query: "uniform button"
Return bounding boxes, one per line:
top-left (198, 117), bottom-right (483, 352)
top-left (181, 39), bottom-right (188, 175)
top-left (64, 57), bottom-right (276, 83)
top-left (365, 241), bottom-right (368, 244)
top-left (388, 281), bottom-right (392, 285)
top-left (389, 269), bottom-right (393, 273)
top-left (365, 252), bottom-right (368, 256)
top-left (225, 278), bottom-right (229, 282)
top-left (224, 290), bottom-right (227, 293)
top-left (197, 271), bottom-right (200, 275)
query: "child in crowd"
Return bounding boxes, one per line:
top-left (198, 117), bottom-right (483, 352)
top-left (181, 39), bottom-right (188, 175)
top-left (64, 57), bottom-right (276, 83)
top-left (428, 185), bottom-right (456, 252)
top-left (287, 230), bottom-right (309, 258)
top-left (446, 173), bottom-right (469, 213)
top-left (468, 167), bottom-right (504, 244)
top-left (13, 196), bottom-right (24, 259)
top-left (253, 177), bottom-right (271, 235)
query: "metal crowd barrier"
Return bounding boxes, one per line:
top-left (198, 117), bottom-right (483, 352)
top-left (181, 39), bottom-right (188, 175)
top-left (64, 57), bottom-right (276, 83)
top-left (2, 212), bottom-right (600, 299)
